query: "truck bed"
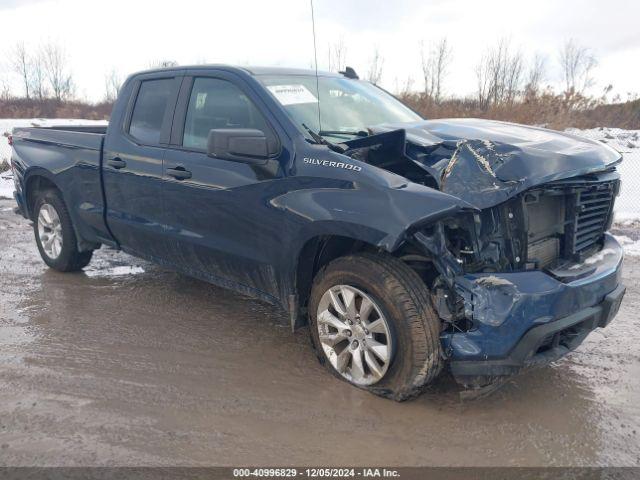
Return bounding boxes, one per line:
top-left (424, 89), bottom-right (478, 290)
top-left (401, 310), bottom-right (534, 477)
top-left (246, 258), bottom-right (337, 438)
top-left (12, 125), bottom-right (107, 151)
top-left (11, 124), bottom-right (110, 248)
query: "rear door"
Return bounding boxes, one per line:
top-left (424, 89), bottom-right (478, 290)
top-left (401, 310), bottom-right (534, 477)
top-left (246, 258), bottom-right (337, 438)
top-left (102, 73), bottom-right (182, 258)
top-left (161, 70), bottom-right (292, 298)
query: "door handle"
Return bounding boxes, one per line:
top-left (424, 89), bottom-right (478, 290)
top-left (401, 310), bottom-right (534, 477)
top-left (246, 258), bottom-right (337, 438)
top-left (167, 166), bottom-right (192, 180)
top-left (107, 157), bottom-right (127, 169)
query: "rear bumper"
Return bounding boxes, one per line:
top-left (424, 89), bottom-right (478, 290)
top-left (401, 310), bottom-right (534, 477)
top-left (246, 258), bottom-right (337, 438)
top-left (444, 233), bottom-right (625, 383)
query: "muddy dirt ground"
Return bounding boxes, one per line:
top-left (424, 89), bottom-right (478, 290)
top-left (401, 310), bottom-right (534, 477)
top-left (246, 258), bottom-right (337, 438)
top-left (0, 198), bottom-right (639, 467)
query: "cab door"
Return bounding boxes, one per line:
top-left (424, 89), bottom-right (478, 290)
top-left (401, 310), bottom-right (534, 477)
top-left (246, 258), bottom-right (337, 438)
top-left (161, 71), bottom-right (292, 298)
top-left (102, 73), bottom-right (182, 258)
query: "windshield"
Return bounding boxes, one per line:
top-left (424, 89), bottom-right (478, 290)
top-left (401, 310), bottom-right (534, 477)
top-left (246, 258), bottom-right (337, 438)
top-left (257, 75), bottom-right (422, 140)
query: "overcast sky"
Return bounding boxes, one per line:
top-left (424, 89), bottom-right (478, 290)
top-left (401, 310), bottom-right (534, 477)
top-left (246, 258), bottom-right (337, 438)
top-left (0, 0), bottom-right (638, 102)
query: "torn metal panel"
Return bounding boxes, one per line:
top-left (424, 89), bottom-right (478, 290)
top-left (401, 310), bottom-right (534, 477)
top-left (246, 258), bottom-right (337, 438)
top-left (455, 274), bottom-right (521, 327)
top-left (437, 139), bottom-right (521, 209)
top-left (345, 118), bottom-right (622, 210)
top-left (343, 128), bottom-right (443, 189)
top-left (413, 225), bottom-right (464, 285)
top-left (445, 233), bottom-right (623, 360)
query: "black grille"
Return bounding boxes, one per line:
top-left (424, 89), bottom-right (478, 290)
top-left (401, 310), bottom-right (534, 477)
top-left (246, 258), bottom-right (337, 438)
top-left (567, 182), bottom-right (615, 256)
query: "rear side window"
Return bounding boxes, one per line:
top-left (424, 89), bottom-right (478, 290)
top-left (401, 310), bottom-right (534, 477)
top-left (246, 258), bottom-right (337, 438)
top-left (129, 78), bottom-right (174, 145)
top-left (183, 77), bottom-right (272, 150)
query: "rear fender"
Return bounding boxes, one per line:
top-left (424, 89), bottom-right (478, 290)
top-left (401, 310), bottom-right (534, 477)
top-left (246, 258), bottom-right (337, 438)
top-left (23, 167), bottom-right (62, 218)
top-left (22, 168), bottom-right (100, 252)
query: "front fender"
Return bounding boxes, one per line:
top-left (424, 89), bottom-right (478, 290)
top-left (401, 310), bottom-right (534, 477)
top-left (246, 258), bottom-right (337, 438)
top-left (273, 178), bottom-right (473, 330)
top-left (272, 180), bottom-right (473, 252)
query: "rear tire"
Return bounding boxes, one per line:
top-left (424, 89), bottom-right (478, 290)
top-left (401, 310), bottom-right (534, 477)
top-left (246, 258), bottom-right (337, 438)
top-left (33, 189), bottom-right (93, 272)
top-left (309, 252), bottom-right (442, 401)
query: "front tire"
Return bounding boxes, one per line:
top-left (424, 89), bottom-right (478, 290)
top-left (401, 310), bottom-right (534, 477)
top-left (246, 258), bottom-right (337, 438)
top-left (33, 189), bottom-right (93, 272)
top-left (309, 252), bottom-right (442, 401)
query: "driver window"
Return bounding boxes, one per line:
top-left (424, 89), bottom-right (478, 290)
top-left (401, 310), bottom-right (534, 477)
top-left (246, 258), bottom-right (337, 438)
top-left (183, 77), bottom-right (271, 150)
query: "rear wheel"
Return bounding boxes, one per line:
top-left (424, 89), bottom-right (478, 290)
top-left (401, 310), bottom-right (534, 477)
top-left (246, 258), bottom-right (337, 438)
top-left (309, 252), bottom-right (442, 401)
top-left (33, 189), bottom-right (93, 272)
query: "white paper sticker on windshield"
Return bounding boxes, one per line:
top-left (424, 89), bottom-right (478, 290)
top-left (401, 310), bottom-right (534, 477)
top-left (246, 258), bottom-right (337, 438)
top-left (267, 84), bottom-right (318, 105)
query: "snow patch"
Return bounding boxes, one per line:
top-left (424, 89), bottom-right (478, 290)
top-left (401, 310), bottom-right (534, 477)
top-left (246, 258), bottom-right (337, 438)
top-left (0, 170), bottom-right (14, 200)
top-left (84, 265), bottom-right (145, 278)
top-left (569, 248), bottom-right (618, 269)
top-left (613, 235), bottom-right (640, 257)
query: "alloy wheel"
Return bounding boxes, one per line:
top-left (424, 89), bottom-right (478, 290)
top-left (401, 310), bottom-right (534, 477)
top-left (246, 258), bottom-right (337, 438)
top-left (37, 203), bottom-right (63, 259)
top-left (316, 285), bottom-right (393, 386)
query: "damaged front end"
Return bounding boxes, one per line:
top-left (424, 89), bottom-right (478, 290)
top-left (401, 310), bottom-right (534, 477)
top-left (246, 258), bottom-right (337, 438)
top-left (342, 121), bottom-right (626, 388)
top-left (407, 179), bottom-right (625, 389)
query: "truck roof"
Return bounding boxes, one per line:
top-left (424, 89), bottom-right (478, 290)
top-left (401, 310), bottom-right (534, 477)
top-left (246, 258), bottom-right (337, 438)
top-left (132, 65), bottom-right (342, 78)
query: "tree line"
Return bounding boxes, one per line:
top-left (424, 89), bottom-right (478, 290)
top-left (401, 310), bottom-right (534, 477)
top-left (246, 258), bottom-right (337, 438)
top-left (1, 38), bottom-right (637, 129)
top-left (360, 37), bottom-right (637, 129)
top-left (321, 36), bottom-right (606, 104)
top-left (1, 37), bottom-right (609, 105)
top-left (5, 41), bottom-right (74, 102)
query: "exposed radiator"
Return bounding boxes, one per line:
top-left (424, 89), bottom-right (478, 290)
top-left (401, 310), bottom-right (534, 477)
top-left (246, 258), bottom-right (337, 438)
top-left (525, 194), bottom-right (565, 268)
top-left (524, 178), bottom-right (617, 267)
top-left (528, 237), bottom-right (560, 268)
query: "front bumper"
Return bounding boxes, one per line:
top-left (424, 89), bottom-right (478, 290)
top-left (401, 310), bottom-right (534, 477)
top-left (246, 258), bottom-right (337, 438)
top-left (444, 233), bottom-right (625, 383)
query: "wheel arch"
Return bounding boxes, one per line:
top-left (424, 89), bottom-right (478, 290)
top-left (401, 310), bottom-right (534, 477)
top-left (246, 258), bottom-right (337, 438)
top-left (291, 228), bottom-right (443, 330)
top-left (23, 170), bottom-right (98, 252)
top-left (24, 170), bottom-right (62, 220)
top-left (292, 234), bottom-right (380, 328)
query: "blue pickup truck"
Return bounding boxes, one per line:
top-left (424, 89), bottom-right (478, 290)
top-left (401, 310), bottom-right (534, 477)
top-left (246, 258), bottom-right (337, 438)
top-left (9, 65), bottom-right (626, 400)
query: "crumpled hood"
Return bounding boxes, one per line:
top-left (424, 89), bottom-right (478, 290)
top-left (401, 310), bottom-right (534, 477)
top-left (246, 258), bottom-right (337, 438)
top-left (370, 118), bottom-right (622, 209)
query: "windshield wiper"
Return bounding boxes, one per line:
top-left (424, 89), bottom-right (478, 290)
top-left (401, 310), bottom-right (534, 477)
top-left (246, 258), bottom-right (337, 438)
top-left (318, 130), bottom-right (369, 138)
top-left (301, 123), bottom-right (327, 145)
top-left (301, 124), bottom-right (348, 153)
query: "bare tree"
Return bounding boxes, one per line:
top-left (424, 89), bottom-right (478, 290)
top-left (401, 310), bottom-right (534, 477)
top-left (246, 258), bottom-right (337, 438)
top-left (42, 42), bottom-right (74, 101)
top-left (0, 73), bottom-right (12, 100)
top-left (475, 60), bottom-right (491, 109)
top-left (11, 42), bottom-right (32, 99)
top-left (104, 68), bottom-right (121, 103)
top-left (327, 38), bottom-right (346, 72)
top-left (421, 41), bottom-right (435, 99)
top-left (31, 49), bottom-right (47, 100)
top-left (602, 83), bottom-right (613, 102)
top-left (366, 47), bottom-right (384, 85)
top-left (504, 49), bottom-right (524, 104)
top-left (420, 37), bottom-right (452, 103)
top-left (559, 39), bottom-right (597, 95)
top-left (475, 38), bottom-right (524, 108)
top-left (393, 76), bottom-right (414, 97)
top-left (524, 52), bottom-right (546, 97)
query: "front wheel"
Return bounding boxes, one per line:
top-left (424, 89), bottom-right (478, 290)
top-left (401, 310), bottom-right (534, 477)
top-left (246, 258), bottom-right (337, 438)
top-left (33, 189), bottom-right (93, 272)
top-left (309, 253), bottom-right (442, 401)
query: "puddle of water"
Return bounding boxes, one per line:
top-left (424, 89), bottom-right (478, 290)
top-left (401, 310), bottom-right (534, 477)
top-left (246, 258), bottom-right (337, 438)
top-left (1, 198), bottom-right (639, 466)
top-left (0, 325), bottom-right (32, 346)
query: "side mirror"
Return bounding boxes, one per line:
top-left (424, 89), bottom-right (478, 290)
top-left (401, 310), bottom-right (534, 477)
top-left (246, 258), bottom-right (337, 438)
top-left (207, 128), bottom-right (278, 164)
